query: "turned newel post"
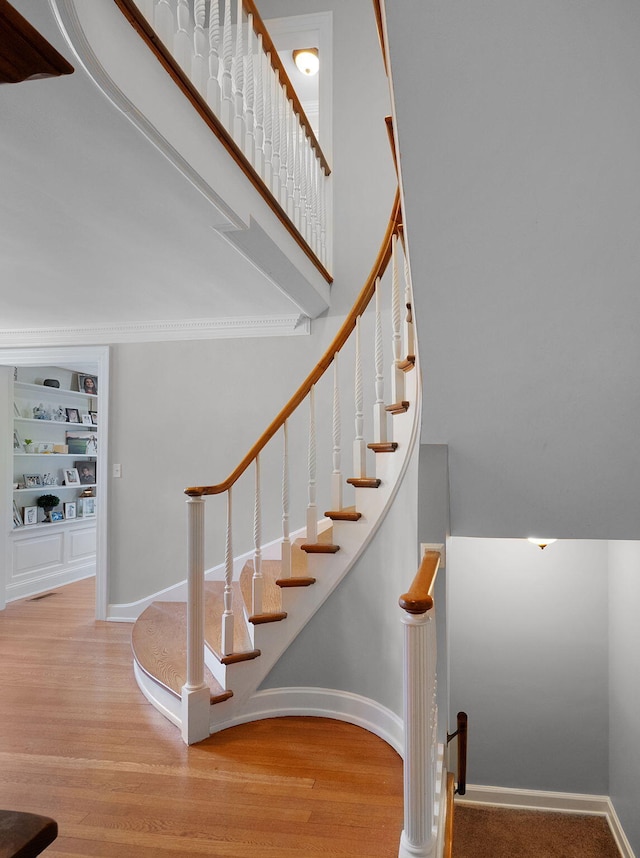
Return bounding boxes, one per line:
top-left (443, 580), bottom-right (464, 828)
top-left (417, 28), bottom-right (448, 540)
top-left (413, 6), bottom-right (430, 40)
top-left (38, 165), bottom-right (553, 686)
top-left (182, 492), bottom-right (210, 744)
top-left (398, 551), bottom-right (440, 858)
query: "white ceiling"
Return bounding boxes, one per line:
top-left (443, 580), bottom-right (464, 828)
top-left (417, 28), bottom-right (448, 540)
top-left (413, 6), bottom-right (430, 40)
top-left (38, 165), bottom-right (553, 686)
top-left (0, 0), bottom-right (302, 336)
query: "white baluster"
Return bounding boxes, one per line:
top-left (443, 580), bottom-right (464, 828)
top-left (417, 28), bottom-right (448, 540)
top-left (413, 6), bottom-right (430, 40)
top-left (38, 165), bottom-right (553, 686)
top-left (281, 420), bottom-right (291, 578)
top-left (286, 100), bottom-right (296, 219)
top-left (252, 455), bottom-right (263, 616)
top-left (403, 241), bottom-right (415, 363)
top-left (174, 0), bottom-right (191, 73)
top-left (310, 158), bottom-right (320, 256)
top-left (271, 70), bottom-right (282, 200)
top-left (220, 0), bottom-right (234, 130)
top-left (299, 132), bottom-right (308, 239)
top-left (353, 316), bottom-right (367, 478)
top-left (319, 170), bottom-right (327, 266)
top-left (231, 0), bottom-right (245, 148)
top-left (293, 118), bottom-right (302, 231)
top-left (206, 0), bottom-right (221, 115)
top-left (331, 353), bottom-right (343, 512)
top-left (391, 234), bottom-right (405, 404)
top-left (263, 53), bottom-right (273, 187)
top-left (154, 0), bottom-right (174, 49)
top-left (192, 0), bottom-right (207, 96)
top-left (306, 385), bottom-right (318, 544)
top-left (182, 494), bottom-right (210, 745)
top-left (254, 33), bottom-right (265, 177)
top-left (244, 15), bottom-right (255, 164)
top-left (221, 487), bottom-right (234, 656)
top-left (279, 85), bottom-right (288, 208)
top-left (373, 278), bottom-right (388, 443)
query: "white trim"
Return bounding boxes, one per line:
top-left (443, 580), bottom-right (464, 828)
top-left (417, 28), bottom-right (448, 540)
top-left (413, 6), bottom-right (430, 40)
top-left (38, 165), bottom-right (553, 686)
top-left (210, 687), bottom-right (404, 756)
top-left (0, 315), bottom-right (310, 348)
top-left (459, 785), bottom-right (636, 858)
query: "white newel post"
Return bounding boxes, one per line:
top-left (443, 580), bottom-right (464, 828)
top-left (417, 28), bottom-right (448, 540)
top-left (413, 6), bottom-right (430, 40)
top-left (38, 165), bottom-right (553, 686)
top-left (399, 606), bottom-right (438, 858)
top-left (182, 494), bottom-right (211, 745)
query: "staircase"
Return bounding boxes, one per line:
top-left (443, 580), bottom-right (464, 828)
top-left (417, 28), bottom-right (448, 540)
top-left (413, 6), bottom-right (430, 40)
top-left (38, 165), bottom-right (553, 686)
top-left (130, 191), bottom-right (423, 742)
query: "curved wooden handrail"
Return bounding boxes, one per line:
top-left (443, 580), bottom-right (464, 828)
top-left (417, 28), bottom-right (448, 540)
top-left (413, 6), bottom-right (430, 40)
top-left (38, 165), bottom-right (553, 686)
top-left (243, 0), bottom-right (329, 176)
top-left (398, 549), bottom-right (440, 614)
top-left (114, 0), bottom-right (332, 283)
top-left (185, 188), bottom-right (401, 497)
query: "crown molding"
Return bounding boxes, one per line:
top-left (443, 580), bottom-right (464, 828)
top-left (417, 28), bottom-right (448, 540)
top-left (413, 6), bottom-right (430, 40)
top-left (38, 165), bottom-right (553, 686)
top-left (0, 315), bottom-right (310, 347)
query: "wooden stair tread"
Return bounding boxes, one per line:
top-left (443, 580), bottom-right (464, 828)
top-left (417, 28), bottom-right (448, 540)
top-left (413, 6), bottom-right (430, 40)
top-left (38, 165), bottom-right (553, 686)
top-left (347, 477), bottom-right (382, 488)
top-left (386, 401), bottom-right (410, 414)
top-left (324, 506), bottom-right (362, 521)
top-left (277, 576), bottom-right (316, 587)
top-left (132, 602), bottom-right (231, 703)
top-left (367, 442), bottom-right (398, 453)
top-left (300, 542), bottom-right (340, 553)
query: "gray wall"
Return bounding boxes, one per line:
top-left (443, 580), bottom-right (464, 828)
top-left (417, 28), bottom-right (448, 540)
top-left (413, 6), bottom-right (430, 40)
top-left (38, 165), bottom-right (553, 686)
top-left (448, 537), bottom-right (609, 794)
top-left (385, 0), bottom-right (640, 539)
top-left (609, 541), bottom-right (640, 855)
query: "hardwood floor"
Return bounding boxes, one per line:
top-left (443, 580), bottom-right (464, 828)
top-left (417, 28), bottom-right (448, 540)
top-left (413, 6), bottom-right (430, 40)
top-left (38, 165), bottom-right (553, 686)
top-left (0, 578), bottom-right (404, 856)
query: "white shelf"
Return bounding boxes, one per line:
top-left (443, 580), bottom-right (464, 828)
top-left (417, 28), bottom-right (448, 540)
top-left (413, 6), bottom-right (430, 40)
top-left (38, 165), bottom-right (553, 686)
top-left (14, 453), bottom-right (96, 458)
top-left (14, 381), bottom-right (98, 401)
top-left (11, 517), bottom-right (96, 535)
top-left (13, 484), bottom-right (96, 493)
top-left (15, 417), bottom-right (98, 428)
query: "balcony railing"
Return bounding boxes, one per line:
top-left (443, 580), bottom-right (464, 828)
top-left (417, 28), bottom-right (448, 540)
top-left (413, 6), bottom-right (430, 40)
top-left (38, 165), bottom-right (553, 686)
top-left (116, 0), bottom-right (331, 278)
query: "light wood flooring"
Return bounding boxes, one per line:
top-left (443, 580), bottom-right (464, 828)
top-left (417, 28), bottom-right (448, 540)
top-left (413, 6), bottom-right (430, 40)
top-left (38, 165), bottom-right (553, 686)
top-left (0, 578), bottom-right (404, 857)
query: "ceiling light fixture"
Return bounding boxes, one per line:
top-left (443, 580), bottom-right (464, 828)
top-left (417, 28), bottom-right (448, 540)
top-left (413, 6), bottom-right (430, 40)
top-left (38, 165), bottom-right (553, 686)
top-left (293, 48), bottom-right (319, 76)
top-left (527, 537), bottom-right (557, 550)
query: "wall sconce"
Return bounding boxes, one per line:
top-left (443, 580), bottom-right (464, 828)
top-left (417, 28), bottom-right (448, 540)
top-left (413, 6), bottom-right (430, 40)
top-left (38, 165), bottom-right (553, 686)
top-left (527, 537), bottom-right (557, 550)
top-left (293, 48), bottom-right (319, 76)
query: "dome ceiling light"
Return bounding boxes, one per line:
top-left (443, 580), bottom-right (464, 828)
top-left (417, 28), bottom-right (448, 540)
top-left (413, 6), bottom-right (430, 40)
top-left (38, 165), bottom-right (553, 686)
top-left (293, 48), bottom-right (319, 77)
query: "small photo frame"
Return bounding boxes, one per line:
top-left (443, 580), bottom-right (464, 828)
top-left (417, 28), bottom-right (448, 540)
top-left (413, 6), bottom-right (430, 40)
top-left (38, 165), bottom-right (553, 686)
top-left (81, 414), bottom-right (93, 425)
top-left (23, 506), bottom-right (38, 526)
top-left (13, 430), bottom-right (21, 450)
top-left (64, 502), bottom-right (76, 520)
top-left (13, 501), bottom-right (23, 528)
top-left (24, 474), bottom-right (43, 488)
top-left (63, 468), bottom-right (80, 487)
top-left (75, 461), bottom-right (96, 485)
top-left (80, 497), bottom-right (96, 517)
top-left (50, 510), bottom-right (64, 522)
top-left (66, 407), bottom-right (81, 424)
top-left (89, 411), bottom-right (98, 425)
top-left (78, 374), bottom-right (98, 396)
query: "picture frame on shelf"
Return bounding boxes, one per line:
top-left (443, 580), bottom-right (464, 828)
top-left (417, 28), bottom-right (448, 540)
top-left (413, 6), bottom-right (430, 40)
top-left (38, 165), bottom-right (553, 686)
top-left (75, 461), bottom-right (96, 485)
top-left (65, 432), bottom-right (97, 455)
top-left (24, 474), bottom-right (42, 488)
top-left (50, 511), bottom-right (64, 522)
top-left (64, 502), bottom-right (76, 520)
top-left (80, 497), bottom-right (96, 517)
top-left (13, 430), bottom-right (21, 450)
top-left (81, 414), bottom-right (93, 425)
top-left (42, 473), bottom-right (59, 487)
top-left (23, 506), bottom-right (38, 526)
top-left (78, 374), bottom-right (98, 396)
top-left (13, 501), bottom-right (23, 528)
top-left (65, 407), bottom-right (81, 424)
top-left (63, 468), bottom-right (80, 487)
top-left (89, 411), bottom-right (97, 425)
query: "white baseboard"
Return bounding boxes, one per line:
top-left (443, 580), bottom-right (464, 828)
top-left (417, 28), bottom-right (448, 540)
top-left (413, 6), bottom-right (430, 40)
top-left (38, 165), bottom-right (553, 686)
top-left (459, 785), bottom-right (635, 858)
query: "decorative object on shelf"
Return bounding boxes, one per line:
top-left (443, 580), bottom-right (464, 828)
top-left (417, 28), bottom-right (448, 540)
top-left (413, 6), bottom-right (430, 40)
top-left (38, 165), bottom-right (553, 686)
top-left (81, 414), bottom-right (93, 425)
top-left (43, 379), bottom-right (60, 388)
top-left (89, 411), bottom-right (97, 425)
top-left (78, 374), bottom-right (98, 395)
top-left (53, 444), bottom-right (68, 454)
top-left (33, 403), bottom-right (48, 419)
top-left (37, 494), bottom-right (60, 523)
top-left (42, 473), bottom-right (59, 487)
top-left (75, 461), bottom-right (96, 485)
top-left (23, 438), bottom-right (33, 453)
top-left (24, 474), bottom-right (43, 488)
top-left (14, 402), bottom-right (20, 417)
top-left (65, 432), bottom-right (97, 455)
top-left (79, 486), bottom-right (94, 498)
top-left (63, 502), bottom-right (76, 520)
top-left (23, 506), bottom-right (37, 526)
top-left (79, 497), bottom-right (96, 517)
top-left (63, 468), bottom-right (80, 487)
top-left (65, 407), bottom-right (81, 423)
top-left (13, 430), bottom-right (21, 450)
top-left (50, 511), bottom-right (64, 522)
top-left (31, 442), bottom-right (55, 454)
top-left (13, 501), bottom-right (23, 528)
top-left (52, 406), bottom-right (66, 422)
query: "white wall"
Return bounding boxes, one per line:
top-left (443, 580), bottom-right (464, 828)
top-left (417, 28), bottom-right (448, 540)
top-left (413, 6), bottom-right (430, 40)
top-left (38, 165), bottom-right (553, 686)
top-left (448, 537), bottom-right (609, 794)
top-left (608, 541), bottom-right (640, 856)
top-left (385, 0), bottom-right (640, 539)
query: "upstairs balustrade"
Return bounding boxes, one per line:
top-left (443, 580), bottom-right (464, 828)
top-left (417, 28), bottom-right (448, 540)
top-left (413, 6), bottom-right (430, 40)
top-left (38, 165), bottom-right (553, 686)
top-left (116, 0), bottom-right (331, 274)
